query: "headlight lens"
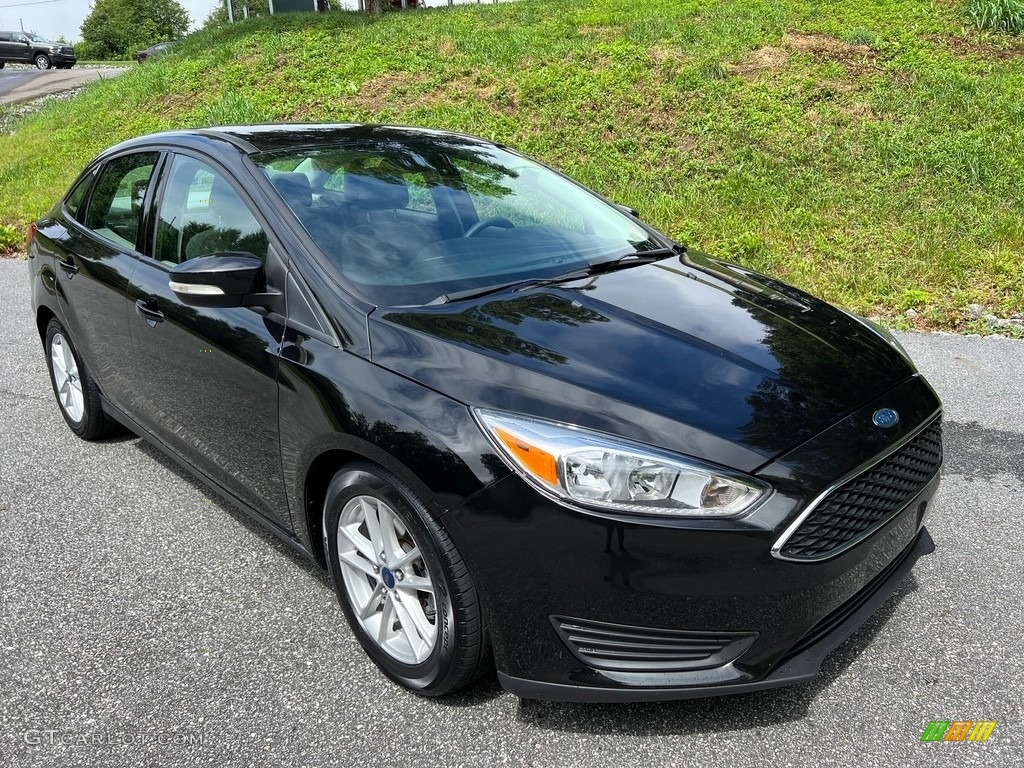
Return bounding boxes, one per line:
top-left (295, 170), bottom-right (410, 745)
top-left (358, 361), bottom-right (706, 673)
top-left (475, 410), bottom-right (769, 518)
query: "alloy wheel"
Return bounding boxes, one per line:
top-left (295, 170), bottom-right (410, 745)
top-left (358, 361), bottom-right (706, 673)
top-left (336, 494), bottom-right (438, 665)
top-left (50, 332), bottom-right (84, 423)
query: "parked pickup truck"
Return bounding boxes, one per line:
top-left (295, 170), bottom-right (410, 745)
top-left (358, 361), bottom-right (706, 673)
top-left (0, 31), bottom-right (76, 70)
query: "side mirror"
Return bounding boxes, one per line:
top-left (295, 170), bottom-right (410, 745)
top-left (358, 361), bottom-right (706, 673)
top-left (169, 253), bottom-right (271, 308)
top-left (615, 204), bottom-right (640, 219)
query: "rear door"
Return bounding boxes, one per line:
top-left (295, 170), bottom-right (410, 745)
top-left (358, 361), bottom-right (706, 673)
top-left (52, 152), bottom-right (160, 409)
top-left (125, 152), bottom-right (291, 528)
top-left (0, 32), bottom-right (18, 62)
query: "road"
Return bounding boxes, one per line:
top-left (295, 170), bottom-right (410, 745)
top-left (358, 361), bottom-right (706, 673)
top-left (0, 257), bottom-right (1021, 767)
top-left (0, 67), bottom-right (127, 106)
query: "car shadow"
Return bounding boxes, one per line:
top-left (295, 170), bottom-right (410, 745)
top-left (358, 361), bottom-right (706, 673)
top-left (132, 438), bottom-right (328, 584)
top-left (511, 576), bottom-right (920, 733)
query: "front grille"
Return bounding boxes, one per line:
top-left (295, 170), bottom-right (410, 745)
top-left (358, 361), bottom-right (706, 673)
top-left (551, 616), bottom-right (757, 672)
top-left (61, 46), bottom-right (74, 55)
top-left (778, 419), bottom-right (942, 561)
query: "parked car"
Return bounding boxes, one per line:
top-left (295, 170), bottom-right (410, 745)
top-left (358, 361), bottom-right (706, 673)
top-left (27, 124), bottom-right (942, 702)
top-left (0, 30), bottom-right (76, 69)
top-left (136, 41), bottom-right (174, 63)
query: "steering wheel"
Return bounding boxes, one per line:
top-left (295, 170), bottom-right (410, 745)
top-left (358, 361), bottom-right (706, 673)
top-left (463, 217), bottom-right (516, 238)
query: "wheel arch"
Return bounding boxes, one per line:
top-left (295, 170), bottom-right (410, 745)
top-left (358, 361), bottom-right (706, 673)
top-left (303, 448), bottom-right (364, 568)
top-left (301, 441), bottom-right (453, 569)
top-left (36, 305), bottom-right (58, 342)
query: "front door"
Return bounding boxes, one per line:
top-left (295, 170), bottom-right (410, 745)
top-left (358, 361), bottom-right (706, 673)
top-left (126, 153), bottom-right (290, 527)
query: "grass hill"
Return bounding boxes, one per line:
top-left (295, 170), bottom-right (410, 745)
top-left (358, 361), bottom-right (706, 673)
top-left (1, 0), bottom-right (1022, 330)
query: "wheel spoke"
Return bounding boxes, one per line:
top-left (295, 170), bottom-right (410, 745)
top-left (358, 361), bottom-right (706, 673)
top-left (376, 502), bottom-right (406, 563)
top-left (69, 385), bottom-right (84, 414)
top-left (396, 574), bottom-right (433, 595)
top-left (361, 498), bottom-right (386, 557)
top-left (337, 549), bottom-right (376, 578)
top-left (337, 523), bottom-right (376, 563)
top-left (63, 344), bottom-right (78, 379)
top-left (391, 546), bottom-right (421, 570)
top-left (391, 593), bottom-right (433, 657)
top-left (51, 347), bottom-right (67, 380)
top-left (359, 582), bottom-right (385, 620)
top-left (376, 597), bottom-right (395, 643)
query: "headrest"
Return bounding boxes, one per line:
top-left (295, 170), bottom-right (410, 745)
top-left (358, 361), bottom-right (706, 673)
top-left (209, 177), bottom-right (250, 221)
top-left (271, 172), bottom-right (312, 209)
top-left (343, 173), bottom-right (409, 210)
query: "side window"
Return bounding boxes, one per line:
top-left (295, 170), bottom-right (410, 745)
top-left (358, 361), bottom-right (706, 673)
top-left (64, 168), bottom-right (97, 222)
top-left (83, 153), bottom-right (159, 249)
top-left (154, 155), bottom-right (269, 265)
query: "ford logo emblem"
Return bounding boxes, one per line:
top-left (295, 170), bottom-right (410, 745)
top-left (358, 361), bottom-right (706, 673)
top-left (872, 408), bottom-right (900, 429)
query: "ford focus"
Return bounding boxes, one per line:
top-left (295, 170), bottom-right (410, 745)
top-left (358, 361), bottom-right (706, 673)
top-left (27, 124), bottom-right (943, 701)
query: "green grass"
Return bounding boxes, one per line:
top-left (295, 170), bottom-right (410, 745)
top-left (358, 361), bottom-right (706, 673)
top-left (0, 223), bottom-right (20, 252)
top-left (966, 0), bottom-right (1024, 34)
top-left (1, 0), bottom-right (1023, 330)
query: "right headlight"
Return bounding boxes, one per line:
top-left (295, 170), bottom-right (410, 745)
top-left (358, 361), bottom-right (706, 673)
top-left (475, 410), bottom-right (770, 518)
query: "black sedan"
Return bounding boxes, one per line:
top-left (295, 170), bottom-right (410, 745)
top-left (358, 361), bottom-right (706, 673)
top-left (27, 124), bottom-right (942, 702)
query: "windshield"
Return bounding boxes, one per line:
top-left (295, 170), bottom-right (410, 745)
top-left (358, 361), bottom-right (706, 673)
top-left (29, 34), bottom-right (49, 43)
top-left (255, 138), bottom-right (666, 306)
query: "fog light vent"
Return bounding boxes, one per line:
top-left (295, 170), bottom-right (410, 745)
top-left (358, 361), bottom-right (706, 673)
top-left (551, 616), bottom-right (757, 672)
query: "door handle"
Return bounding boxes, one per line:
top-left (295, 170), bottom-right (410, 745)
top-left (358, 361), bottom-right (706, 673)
top-left (135, 298), bottom-right (164, 327)
top-left (57, 257), bottom-right (79, 277)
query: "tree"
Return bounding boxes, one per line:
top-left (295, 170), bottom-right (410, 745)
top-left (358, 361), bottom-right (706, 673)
top-left (80, 0), bottom-right (190, 60)
top-left (203, 0), bottom-right (272, 28)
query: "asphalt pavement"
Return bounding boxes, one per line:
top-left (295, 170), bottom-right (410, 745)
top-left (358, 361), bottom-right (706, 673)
top-left (0, 67), bottom-right (127, 106)
top-left (0, 257), bottom-right (1021, 767)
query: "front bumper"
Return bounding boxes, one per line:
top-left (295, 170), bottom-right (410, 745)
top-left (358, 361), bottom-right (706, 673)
top-left (498, 527), bottom-right (934, 701)
top-left (442, 375), bottom-right (941, 702)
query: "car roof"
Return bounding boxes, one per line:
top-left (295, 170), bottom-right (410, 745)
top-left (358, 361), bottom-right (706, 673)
top-left (99, 124), bottom-right (498, 159)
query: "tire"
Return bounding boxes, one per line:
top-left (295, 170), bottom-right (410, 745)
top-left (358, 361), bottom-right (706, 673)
top-left (44, 318), bottom-right (115, 440)
top-left (35, 53), bottom-right (51, 70)
top-left (0, 62), bottom-right (5, 70)
top-left (323, 463), bottom-right (491, 696)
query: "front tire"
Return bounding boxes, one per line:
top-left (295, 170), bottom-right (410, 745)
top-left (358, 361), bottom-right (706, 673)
top-left (324, 464), bottom-right (491, 696)
top-left (44, 318), bottom-right (115, 440)
top-left (35, 53), bottom-right (51, 70)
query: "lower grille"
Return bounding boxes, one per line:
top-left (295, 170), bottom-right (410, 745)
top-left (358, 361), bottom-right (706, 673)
top-left (551, 616), bottom-right (757, 672)
top-left (777, 419), bottom-right (942, 561)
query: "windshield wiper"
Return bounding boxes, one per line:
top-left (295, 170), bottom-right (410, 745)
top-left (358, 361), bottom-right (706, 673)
top-left (427, 272), bottom-right (589, 305)
top-left (584, 244), bottom-right (684, 273)
top-left (427, 244), bottom-right (685, 305)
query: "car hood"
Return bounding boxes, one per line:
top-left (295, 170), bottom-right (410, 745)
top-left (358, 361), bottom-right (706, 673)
top-left (369, 253), bottom-right (916, 472)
